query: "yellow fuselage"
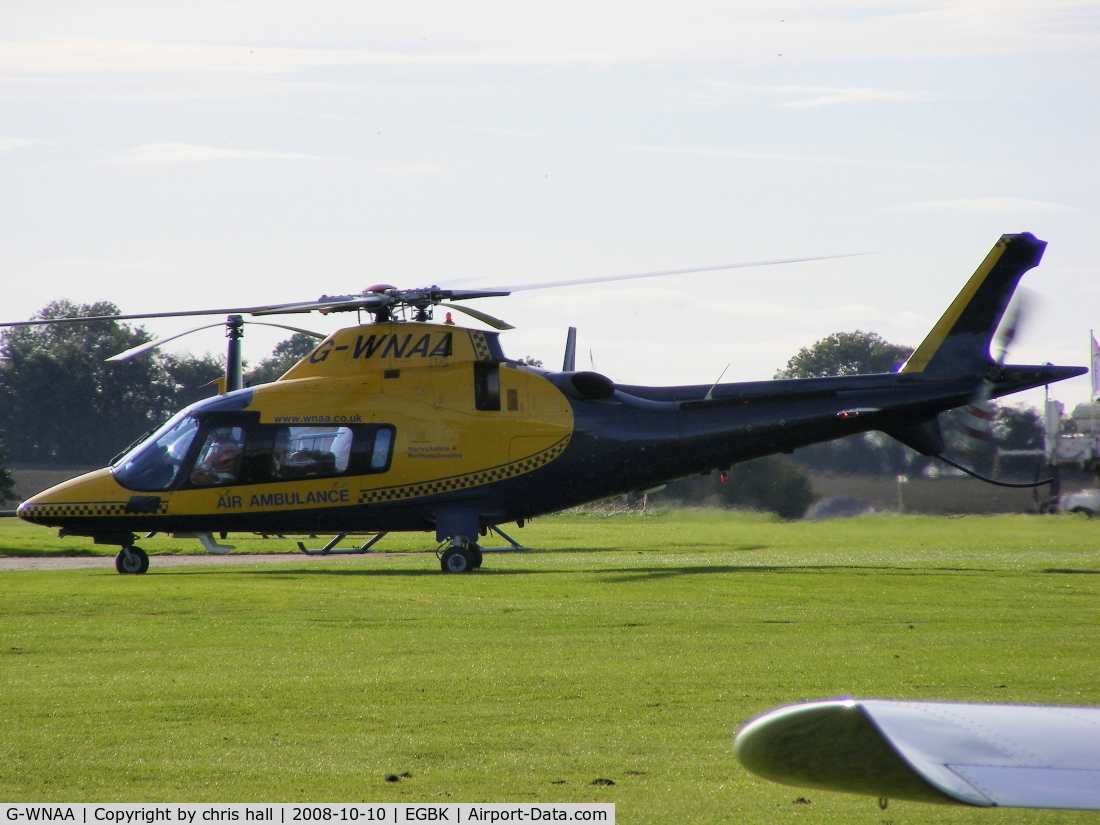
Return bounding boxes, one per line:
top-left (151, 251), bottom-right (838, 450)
top-left (18, 322), bottom-right (573, 536)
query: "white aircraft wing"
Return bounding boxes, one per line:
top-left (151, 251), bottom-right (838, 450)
top-left (734, 699), bottom-right (1100, 810)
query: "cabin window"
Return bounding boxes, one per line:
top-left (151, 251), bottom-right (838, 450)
top-left (271, 426), bottom-right (352, 480)
top-left (371, 427), bottom-right (394, 470)
top-left (474, 362), bottom-right (501, 411)
top-left (190, 426), bottom-right (246, 487)
top-left (267, 424), bottom-right (394, 480)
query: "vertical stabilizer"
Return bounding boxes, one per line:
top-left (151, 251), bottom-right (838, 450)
top-left (901, 233), bottom-right (1045, 377)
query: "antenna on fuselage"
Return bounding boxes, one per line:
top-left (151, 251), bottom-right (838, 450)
top-left (704, 364), bottom-right (730, 401)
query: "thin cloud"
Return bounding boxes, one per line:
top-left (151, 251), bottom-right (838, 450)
top-left (361, 162), bottom-right (445, 176)
top-left (0, 41), bottom-right (650, 77)
top-left (44, 258), bottom-right (160, 269)
top-left (103, 144), bottom-right (445, 175)
top-left (0, 137), bottom-right (34, 152)
top-left (885, 197), bottom-right (1077, 214)
top-left (2, 3), bottom-right (1099, 83)
top-left (693, 81), bottom-right (932, 108)
top-left (628, 143), bottom-right (957, 172)
top-left (773, 86), bottom-right (933, 108)
top-left (105, 142), bottom-right (335, 165)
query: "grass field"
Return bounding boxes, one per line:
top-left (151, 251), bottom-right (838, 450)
top-left (1, 511), bottom-right (1098, 823)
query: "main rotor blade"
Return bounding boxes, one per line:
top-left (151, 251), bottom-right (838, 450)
top-left (254, 294), bottom-right (392, 316)
top-left (479, 253), bottom-right (873, 294)
top-left (0, 252), bottom-right (870, 330)
top-left (438, 289), bottom-right (512, 301)
top-left (247, 321), bottom-right (327, 339)
top-left (439, 302), bottom-right (514, 330)
top-left (106, 321), bottom-right (326, 362)
top-left (1, 305), bottom-right (300, 327)
top-left (107, 322), bottom-right (229, 362)
top-left (0, 296), bottom-right (391, 327)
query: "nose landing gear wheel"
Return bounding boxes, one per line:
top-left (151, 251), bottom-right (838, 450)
top-left (115, 546), bottom-right (149, 575)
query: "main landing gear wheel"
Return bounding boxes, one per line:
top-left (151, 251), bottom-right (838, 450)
top-left (440, 543), bottom-right (480, 573)
top-left (115, 546), bottom-right (149, 575)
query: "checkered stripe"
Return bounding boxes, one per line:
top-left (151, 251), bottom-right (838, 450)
top-left (358, 435), bottom-right (570, 504)
top-left (19, 501), bottom-right (169, 518)
top-left (470, 331), bottom-right (492, 361)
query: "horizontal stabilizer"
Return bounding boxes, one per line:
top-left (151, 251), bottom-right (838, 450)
top-left (735, 699), bottom-right (1100, 810)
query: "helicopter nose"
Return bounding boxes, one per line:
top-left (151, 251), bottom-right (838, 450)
top-left (16, 468), bottom-right (134, 526)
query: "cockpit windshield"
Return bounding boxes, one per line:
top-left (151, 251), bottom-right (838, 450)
top-left (112, 413), bottom-right (200, 492)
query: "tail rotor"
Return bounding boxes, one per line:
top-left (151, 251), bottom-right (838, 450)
top-left (939, 290), bottom-right (1049, 487)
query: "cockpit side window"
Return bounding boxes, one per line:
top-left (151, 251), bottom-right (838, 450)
top-left (189, 426), bottom-right (246, 487)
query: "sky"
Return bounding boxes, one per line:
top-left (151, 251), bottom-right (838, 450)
top-left (2, 1), bottom-right (1099, 413)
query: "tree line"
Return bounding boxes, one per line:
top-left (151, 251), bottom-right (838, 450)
top-left (0, 301), bottom-right (318, 472)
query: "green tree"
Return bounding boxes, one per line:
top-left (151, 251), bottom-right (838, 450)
top-left (777, 330), bottom-right (913, 379)
top-left (245, 333), bottom-right (319, 386)
top-left (652, 457), bottom-right (817, 520)
top-left (940, 403), bottom-right (1045, 479)
top-left (995, 405), bottom-right (1043, 449)
top-left (161, 352), bottom-right (224, 408)
top-left (993, 405), bottom-right (1045, 478)
top-left (0, 439), bottom-right (16, 504)
top-left (777, 331), bottom-right (917, 476)
top-left (0, 301), bottom-right (226, 465)
top-left (0, 301), bottom-right (171, 464)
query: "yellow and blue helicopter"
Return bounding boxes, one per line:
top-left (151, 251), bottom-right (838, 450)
top-left (3, 232), bottom-right (1084, 574)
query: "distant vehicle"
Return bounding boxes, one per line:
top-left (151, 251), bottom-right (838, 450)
top-left (1059, 488), bottom-right (1100, 516)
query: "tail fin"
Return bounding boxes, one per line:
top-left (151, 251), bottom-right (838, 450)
top-left (900, 233), bottom-right (1045, 377)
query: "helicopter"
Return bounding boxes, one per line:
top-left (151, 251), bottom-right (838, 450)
top-left (3, 232), bottom-right (1085, 574)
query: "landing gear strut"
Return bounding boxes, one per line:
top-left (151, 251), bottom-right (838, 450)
top-left (115, 546), bottom-right (149, 575)
top-left (439, 538), bottom-right (482, 573)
